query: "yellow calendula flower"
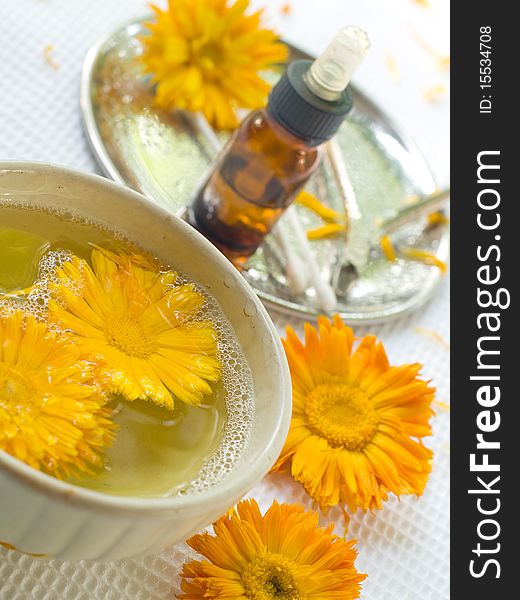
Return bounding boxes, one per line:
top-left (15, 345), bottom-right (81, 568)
top-left (180, 498), bottom-right (366, 600)
top-left (140, 0), bottom-right (288, 130)
top-left (273, 315), bottom-right (435, 512)
top-left (0, 311), bottom-right (115, 478)
top-left (48, 247), bottom-right (220, 410)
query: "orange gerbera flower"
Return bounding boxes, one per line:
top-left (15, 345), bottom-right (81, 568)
top-left (181, 498), bottom-right (366, 599)
top-left (273, 315), bottom-right (435, 512)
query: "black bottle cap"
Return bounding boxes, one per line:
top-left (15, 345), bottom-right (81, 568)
top-left (267, 60), bottom-right (353, 147)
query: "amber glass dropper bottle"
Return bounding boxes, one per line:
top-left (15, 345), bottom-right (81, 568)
top-left (190, 27), bottom-right (370, 266)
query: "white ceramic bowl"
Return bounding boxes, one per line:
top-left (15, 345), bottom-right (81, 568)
top-left (0, 162), bottom-right (292, 561)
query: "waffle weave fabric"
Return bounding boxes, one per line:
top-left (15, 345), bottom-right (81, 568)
top-left (0, 1), bottom-right (449, 598)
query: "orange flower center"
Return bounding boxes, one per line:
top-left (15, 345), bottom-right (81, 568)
top-left (104, 317), bottom-right (157, 359)
top-left (241, 554), bottom-right (304, 600)
top-left (304, 381), bottom-right (379, 451)
top-left (0, 364), bottom-right (35, 410)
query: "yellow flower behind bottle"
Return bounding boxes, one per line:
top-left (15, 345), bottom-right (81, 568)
top-left (273, 315), bottom-right (435, 512)
top-left (0, 311), bottom-right (115, 478)
top-left (139, 0), bottom-right (288, 130)
top-left (48, 247), bottom-right (221, 410)
top-left (180, 498), bottom-right (366, 600)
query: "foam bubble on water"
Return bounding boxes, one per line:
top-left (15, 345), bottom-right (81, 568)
top-left (0, 248), bottom-right (74, 321)
top-left (158, 273), bottom-right (254, 495)
top-left (174, 290), bottom-right (254, 496)
top-left (23, 249), bottom-right (76, 323)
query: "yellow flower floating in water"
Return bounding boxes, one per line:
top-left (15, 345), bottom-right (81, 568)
top-left (273, 315), bottom-right (434, 512)
top-left (0, 311), bottom-right (115, 478)
top-left (48, 247), bottom-right (220, 410)
top-left (180, 498), bottom-right (366, 600)
top-left (140, 0), bottom-right (288, 130)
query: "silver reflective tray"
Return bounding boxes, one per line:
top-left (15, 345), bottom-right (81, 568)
top-left (80, 18), bottom-right (448, 323)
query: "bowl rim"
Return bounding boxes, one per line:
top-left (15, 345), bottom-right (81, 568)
top-left (0, 160), bottom-right (292, 515)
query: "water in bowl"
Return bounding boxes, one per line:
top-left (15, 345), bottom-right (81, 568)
top-left (0, 204), bottom-right (253, 497)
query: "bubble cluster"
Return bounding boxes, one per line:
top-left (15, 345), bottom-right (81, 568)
top-left (182, 296), bottom-right (254, 495)
top-left (147, 273), bottom-right (254, 496)
top-left (0, 247), bottom-right (73, 321)
top-left (24, 250), bottom-right (75, 322)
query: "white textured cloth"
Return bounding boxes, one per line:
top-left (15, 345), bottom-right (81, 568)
top-left (0, 1), bottom-right (449, 598)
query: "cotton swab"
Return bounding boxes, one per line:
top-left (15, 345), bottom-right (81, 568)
top-left (271, 223), bottom-right (310, 295)
top-left (192, 112), bottom-right (223, 154)
top-left (285, 207), bottom-right (337, 312)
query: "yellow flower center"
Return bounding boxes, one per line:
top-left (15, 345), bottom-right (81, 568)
top-left (104, 317), bottom-right (157, 358)
top-left (304, 381), bottom-right (379, 451)
top-left (0, 364), bottom-right (35, 411)
top-left (199, 43), bottom-right (220, 70)
top-left (242, 554), bottom-right (303, 600)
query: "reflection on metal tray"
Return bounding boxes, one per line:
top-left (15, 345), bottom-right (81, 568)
top-left (80, 18), bottom-right (448, 324)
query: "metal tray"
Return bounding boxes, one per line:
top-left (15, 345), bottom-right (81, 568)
top-left (80, 18), bottom-right (448, 323)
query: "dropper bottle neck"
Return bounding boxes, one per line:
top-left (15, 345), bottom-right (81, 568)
top-left (267, 26), bottom-right (370, 147)
top-left (304, 26), bottom-right (370, 101)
